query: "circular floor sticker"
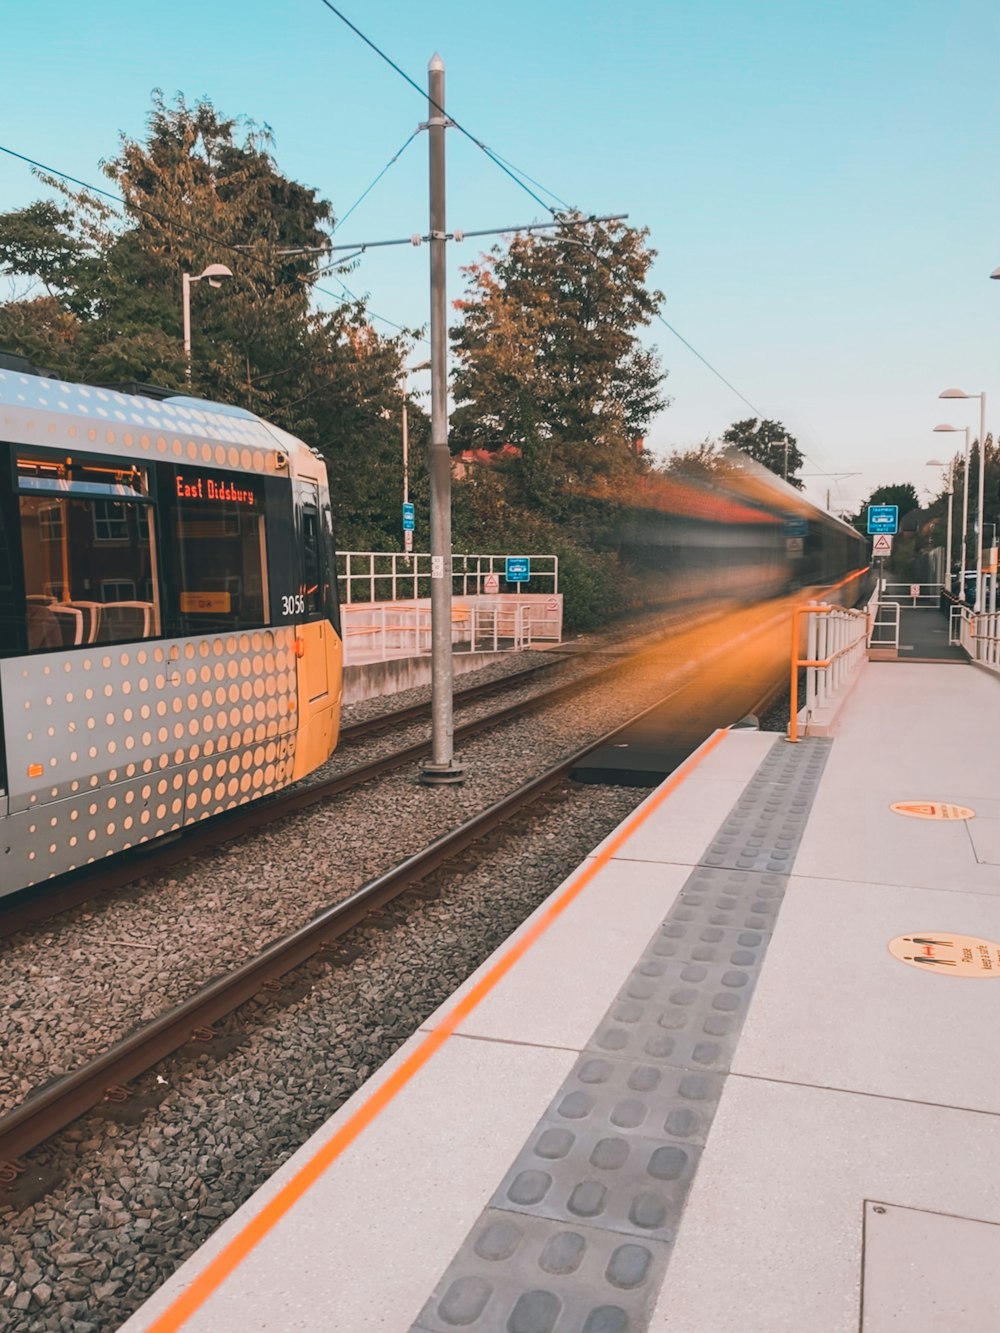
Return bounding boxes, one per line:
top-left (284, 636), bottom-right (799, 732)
top-left (889, 934), bottom-right (1000, 977)
top-left (890, 801), bottom-right (975, 820)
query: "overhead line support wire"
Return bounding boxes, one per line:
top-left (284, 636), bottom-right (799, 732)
top-left (315, 0), bottom-right (563, 217)
top-left (333, 128), bottom-right (422, 236)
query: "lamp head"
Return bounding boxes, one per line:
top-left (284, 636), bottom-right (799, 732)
top-left (991, 266), bottom-right (1000, 280)
top-left (933, 423), bottom-right (961, 432)
top-left (198, 263), bottom-right (234, 289)
top-left (939, 388), bottom-right (969, 399)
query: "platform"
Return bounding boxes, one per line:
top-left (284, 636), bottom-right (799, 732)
top-left (122, 659), bottom-right (1000, 1333)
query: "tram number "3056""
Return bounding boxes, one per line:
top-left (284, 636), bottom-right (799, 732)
top-left (281, 593), bottom-right (306, 617)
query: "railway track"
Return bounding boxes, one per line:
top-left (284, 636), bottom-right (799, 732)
top-left (0, 593), bottom-right (827, 1194)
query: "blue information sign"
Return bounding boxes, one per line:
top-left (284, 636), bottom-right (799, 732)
top-left (784, 517), bottom-right (808, 538)
top-left (867, 505), bottom-right (898, 535)
top-left (505, 556), bottom-right (530, 583)
top-left (401, 502), bottom-right (415, 531)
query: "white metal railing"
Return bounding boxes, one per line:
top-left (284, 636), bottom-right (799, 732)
top-left (788, 601), bottom-right (870, 741)
top-left (869, 601), bottom-right (901, 651)
top-left (880, 581), bottom-right (944, 609)
top-left (949, 604), bottom-right (1000, 671)
top-left (340, 596), bottom-right (562, 663)
top-left (971, 609), bottom-right (1000, 670)
top-left (337, 551), bottom-right (559, 604)
top-left (949, 603), bottom-right (968, 648)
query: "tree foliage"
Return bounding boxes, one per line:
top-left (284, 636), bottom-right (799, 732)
top-left (721, 418), bottom-right (804, 489)
top-left (0, 92), bottom-right (420, 551)
top-left (450, 217), bottom-right (668, 510)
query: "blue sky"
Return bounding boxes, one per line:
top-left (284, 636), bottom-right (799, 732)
top-left (1, 0), bottom-right (997, 516)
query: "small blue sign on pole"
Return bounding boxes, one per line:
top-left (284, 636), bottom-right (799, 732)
top-left (401, 502), bottom-right (415, 531)
top-left (784, 517), bottom-right (808, 538)
top-left (505, 556), bottom-right (530, 583)
top-left (867, 504), bottom-right (898, 535)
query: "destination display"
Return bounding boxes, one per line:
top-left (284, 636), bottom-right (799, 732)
top-left (175, 473), bottom-right (258, 507)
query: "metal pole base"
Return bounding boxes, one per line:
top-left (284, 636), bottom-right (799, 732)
top-left (419, 761), bottom-right (465, 787)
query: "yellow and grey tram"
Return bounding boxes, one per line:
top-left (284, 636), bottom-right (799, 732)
top-left (0, 369), bottom-right (342, 895)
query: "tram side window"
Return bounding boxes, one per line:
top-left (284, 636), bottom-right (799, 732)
top-left (166, 468), bottom-right (268, 633)
top-left (16, 456), bottom-right (159, 652)
top-left (301, 507), bottom-right (322, 617)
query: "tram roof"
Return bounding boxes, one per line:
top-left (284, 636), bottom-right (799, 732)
top-left (0, 369), bottom-right (321, 478)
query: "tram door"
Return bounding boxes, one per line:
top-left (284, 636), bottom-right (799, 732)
top-left (290, 480), bottom-right (341, 779)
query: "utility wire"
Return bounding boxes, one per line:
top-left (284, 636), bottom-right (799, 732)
top-left (0, 142), bottom-right (249, 258)
top-left (316, 0), bottom-right (561, 217)
top-left (313, 282), bottom-right (429, 342)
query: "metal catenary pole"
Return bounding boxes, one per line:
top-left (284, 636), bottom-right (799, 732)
top-left (421, 53), bottom-right (463, 785)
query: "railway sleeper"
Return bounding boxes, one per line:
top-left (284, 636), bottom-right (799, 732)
top-left (93, 1078), bottom-right (171, 1125)
top-left (0, 1158), bottom-right (65, 1212)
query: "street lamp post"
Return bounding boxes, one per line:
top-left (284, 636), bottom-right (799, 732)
top-left (926, 455), bottom-right (955, 592)
top-left (182, 263), bottom-right (234, 380)
top-left (939, 388), bottom-right (987, 611)
top-left (933, 423), bottom-right (971, 599)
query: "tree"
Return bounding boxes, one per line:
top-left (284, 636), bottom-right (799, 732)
top-left (0, 91), bottom-right (422, 552)
top-left (721, 418), bottom-right (804, 489)
top-left (661, 439), bottom-right (727, 479)
top-left (450, 216), bottom-right (668, 510)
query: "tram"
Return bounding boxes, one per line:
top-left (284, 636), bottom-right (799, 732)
top-left (0, 368), bottom-right (342, 895)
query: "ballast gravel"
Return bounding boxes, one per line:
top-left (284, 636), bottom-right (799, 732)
top-left (0, 781), bottom-right (645, 1332)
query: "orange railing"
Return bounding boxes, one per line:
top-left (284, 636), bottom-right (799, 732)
top-left (787, 601), bottom-right (871, 742)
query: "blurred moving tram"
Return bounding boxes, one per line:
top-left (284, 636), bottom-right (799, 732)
top-left (0, 369), bottom-right (342, 896)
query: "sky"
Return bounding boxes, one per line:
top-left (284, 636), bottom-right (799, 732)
top-left (0, 0), bottom-right (997, 518)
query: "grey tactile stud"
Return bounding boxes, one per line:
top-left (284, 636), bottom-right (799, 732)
top-left (409, 737), bottom-right (831, 1333)
top-left (412, 1212), bottom-right (671, 1333)
top-left (491, 1113), bottom-right (703, 1242)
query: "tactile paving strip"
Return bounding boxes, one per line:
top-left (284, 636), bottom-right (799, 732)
top-left (411, 736), bottom-right (831, 1333)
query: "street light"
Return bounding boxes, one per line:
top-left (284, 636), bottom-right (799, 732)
top-left (926, 455), bottom-right (955, 593)
top-left (182, 263), bottom-right (234, 380)
top-left (934, 423), bottom-right (971, 600)
top-left (939, 388), bottom-right (987, 610)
